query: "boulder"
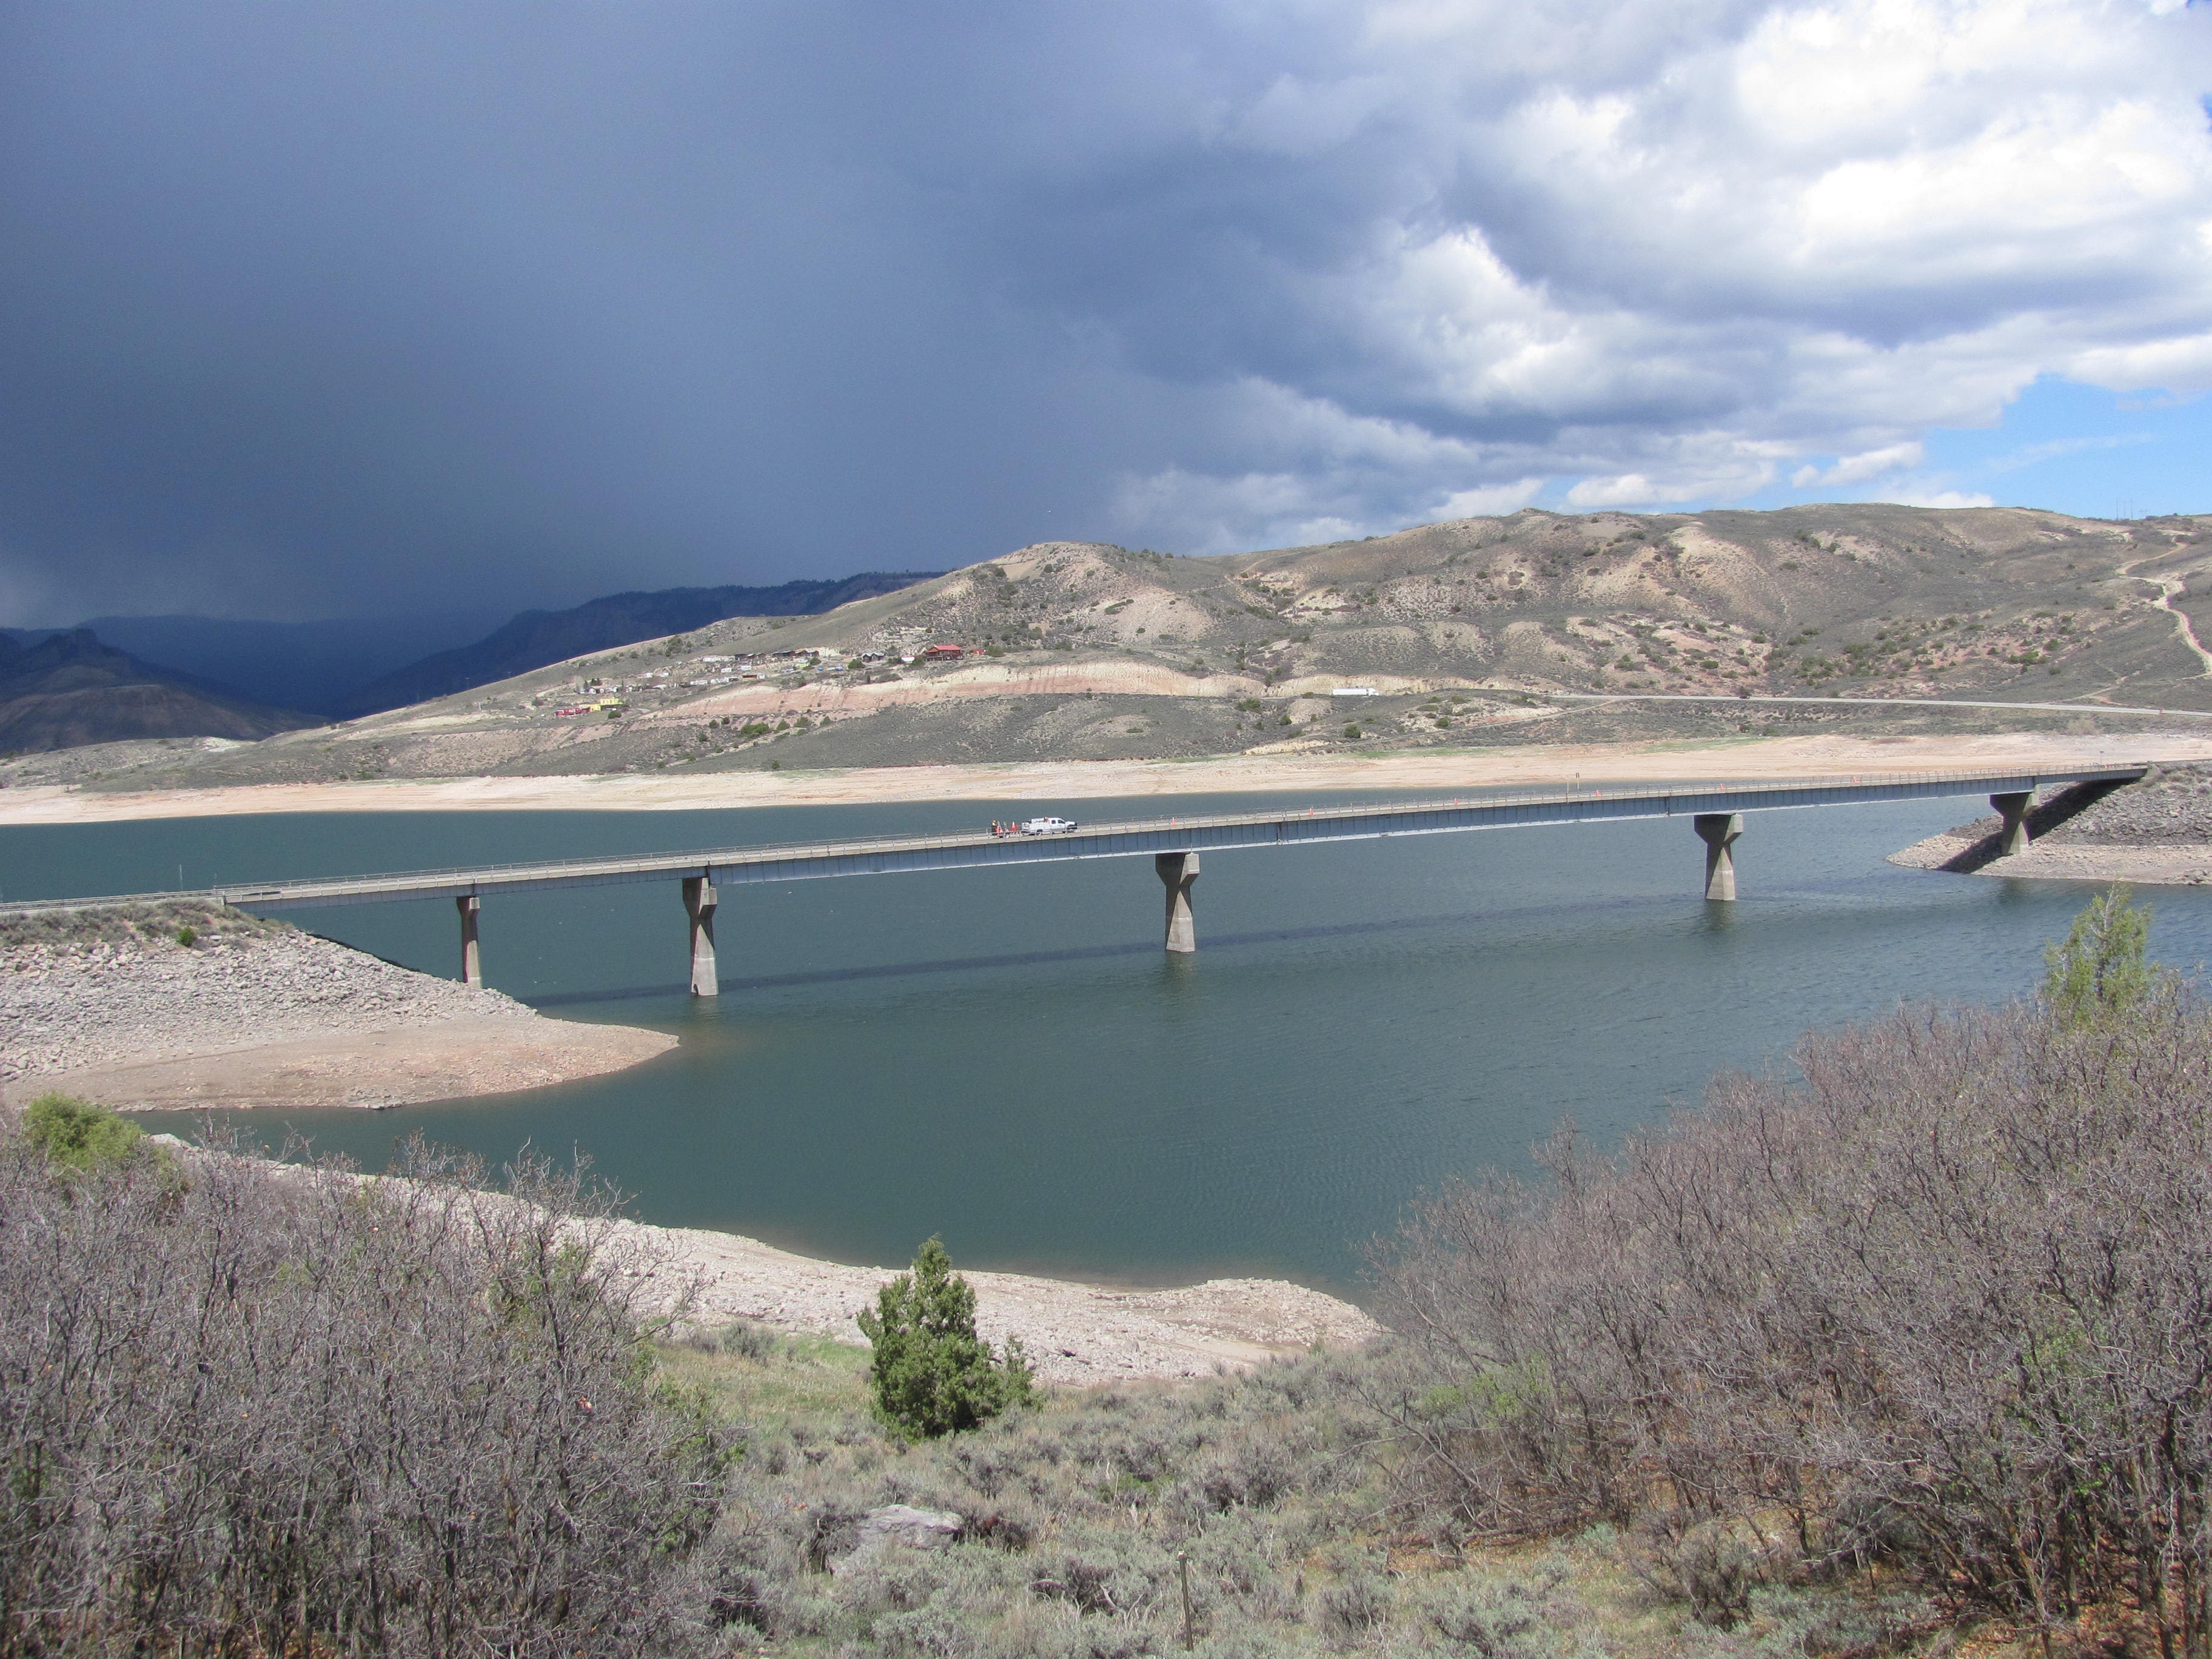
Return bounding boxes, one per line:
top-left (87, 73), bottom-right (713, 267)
top-left (827, 1504), bottom-right (965, 1575)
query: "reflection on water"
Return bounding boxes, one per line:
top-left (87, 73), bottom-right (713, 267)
top-left (10, 789), bottom-right (2208, 1296)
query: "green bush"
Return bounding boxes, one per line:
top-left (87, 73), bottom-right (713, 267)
top-left (2043, 885), bottom-right (2156, 1027)
top-left (858, 1237), bottom-right (1036, 1440)
top-left (20, 1093), bottom-right (143, 1174)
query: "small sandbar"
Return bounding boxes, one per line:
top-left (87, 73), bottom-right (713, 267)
top-left (2, 901), bottom-right (674, 1111)
top-left (25, 1017), bottom-right (675, 1113)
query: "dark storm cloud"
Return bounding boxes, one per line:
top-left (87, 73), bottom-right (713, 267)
top-left (2, 0), bottom-right (2209, 622)
top-left (0, 2), bottom-right (1130, 620)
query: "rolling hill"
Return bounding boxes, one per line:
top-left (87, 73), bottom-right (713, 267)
top-left (10, 504), bottom-right (2210, 789)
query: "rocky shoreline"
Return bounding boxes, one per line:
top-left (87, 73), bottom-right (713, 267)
top-left (1, 900), bottom-right (674, 1109)
top-left (614, 1216), bottom-right (1382, 1385)
top-left (227, 1151), bottom-right (1383, 1386)
top-left (1890, 762), bottom-right (2212, 885)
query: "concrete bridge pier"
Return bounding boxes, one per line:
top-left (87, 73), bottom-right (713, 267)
top-left (683, 875), bottom-right (719, 996)
top-left (1156, 852), bottom-right (1199, 953)
top-left (1990, 791), bottom-right (2033, 857)
top-left (1695, 813), bottom-right (1743, 902)
top-left (456, 894), bottom-right (483, 987)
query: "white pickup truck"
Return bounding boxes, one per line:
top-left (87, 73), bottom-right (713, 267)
top-left (1020, 816), bottom-right (1080, 835)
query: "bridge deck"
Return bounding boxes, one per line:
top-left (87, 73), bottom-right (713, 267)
top-left (126, 764), bottom-right (2136, 911)
top-left (0, 765), bottom-right (2143, 917)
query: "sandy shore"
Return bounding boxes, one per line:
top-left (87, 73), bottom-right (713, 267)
top-left (614, 1217), bottom-right (1381, 1385)
top-left (2, 904), bottom-right (675, 1110)
top-left (1889, 761), bottom-right (2212, 885)
top-left (25, 1017), bottom-right (677, 1113)
top-left (1892, 837), bottom-right (2212, 885)
top-left (4, 730), bottom-right (2210, 824)
top-left (183, 1145), bottom-right (1382, 1386)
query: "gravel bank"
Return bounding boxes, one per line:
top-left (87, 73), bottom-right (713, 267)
top-left (2, 902), bottom-right (674, 1107)
top-left (1891, 762), bottom-right (2212, 883)
top-left (622, 1219), bottom-right (1382, 1385)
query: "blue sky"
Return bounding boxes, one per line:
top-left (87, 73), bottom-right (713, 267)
top-left (1, 0), bottom-right (2208, 623)
top-left (1919, 379), bottom-right (2209, 521)
top-left (1695, 378), bottom-right (2212, 520)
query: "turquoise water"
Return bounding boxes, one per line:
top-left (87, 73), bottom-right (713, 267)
top-left (8, 789), bottom-right (2203, 1296)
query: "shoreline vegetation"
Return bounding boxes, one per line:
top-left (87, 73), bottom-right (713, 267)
top-left (2, 729), bottom-right (2211, 824)
top-left (7, 893), bottom-right (2209, 1659)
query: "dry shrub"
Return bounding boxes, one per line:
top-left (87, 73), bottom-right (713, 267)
top-left (0, 898), bottom-right (283, 953)
top-left (1373, 971), bottom-right (2212, 1651)
top-left (0, 1128), bottom-right (731, 1658)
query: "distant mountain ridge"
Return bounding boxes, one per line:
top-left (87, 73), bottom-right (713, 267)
top-left (332, 571), bottom-right (940, 716)
top-left (62, 612), bottom-right (503, 715)
top-left (0, 571), bottom-right (942, 734)
top-left (0, 629), bottom-right (310, 754)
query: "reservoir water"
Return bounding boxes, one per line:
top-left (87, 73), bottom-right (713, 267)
top-left (9, 788), bottom-right (2208, 1298)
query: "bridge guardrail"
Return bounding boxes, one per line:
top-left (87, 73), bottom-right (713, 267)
top-left (0, 763), bottom-right (2150, 914)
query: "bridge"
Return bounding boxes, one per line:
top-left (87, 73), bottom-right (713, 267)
top-left (192, 763), bottom-right (2150, 991)
top-left (3, 765), bottom-right (2147, 993)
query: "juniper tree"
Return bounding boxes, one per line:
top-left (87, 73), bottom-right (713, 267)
top-left (2042, 884), bottom-right (2157, 1027)
top-left (859, 1236), bottom-right (1036, 1439)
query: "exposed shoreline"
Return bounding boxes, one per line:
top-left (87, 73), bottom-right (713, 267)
top-left (1891, 839), bottom-right (2212, 885)
top-left (1, 902), bottom-right (674, 1111)
top-left (211, 1150), bottom-right (1383, 1386)
top-left (607, 1213), bottom-right (1381, 1385)
top-left (1889, 760), bottom-right (2212, 885)
top-left (5, 729), bottom-right (2211, 824)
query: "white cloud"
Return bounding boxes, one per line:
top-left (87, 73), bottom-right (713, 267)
top-left (1051, 0), bottom-right (2212, 549)
top-left (2067, 332), bottom-right (2212, 396)
top-left (1434, 479), bottom-right (1546, 518)
top-left (1885, 489), bottom-right (1999, 508)
top-left (1112, 468), bottom-right (1378, 555)
top-left (1791, 442), bottom-right (1926, 488)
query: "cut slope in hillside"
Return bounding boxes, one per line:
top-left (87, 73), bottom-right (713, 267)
top-left (0, 630), bottom-right (310, 756)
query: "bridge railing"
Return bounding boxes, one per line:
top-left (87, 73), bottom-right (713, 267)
top-left (0, 762), bottom-right (2147, 916)
top-left (196, 763), bottom-right (2138, 897)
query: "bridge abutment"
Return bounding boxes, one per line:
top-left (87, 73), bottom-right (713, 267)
top-left (1989, 791), bottom-right (2033, 857)
top-left (1156, 852), bottom-right (1199, 953)
top-left (1694, 813), bottom-right (1742, 902)
top-left (683, 876), bottom-right (719, 996)
top-left (456, 894), bottom-right (483, 987)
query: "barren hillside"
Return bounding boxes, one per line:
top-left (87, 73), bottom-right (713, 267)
top-left (8, 504), bottom-right (2208, 790)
